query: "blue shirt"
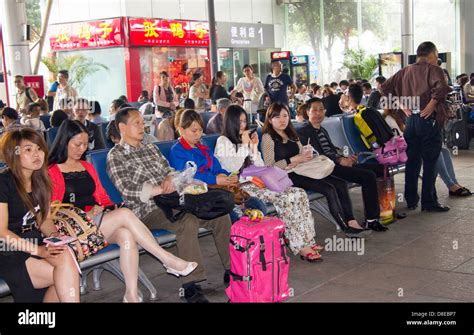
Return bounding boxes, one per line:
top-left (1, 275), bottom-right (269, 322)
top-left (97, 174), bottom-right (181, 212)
top-left (265, 73), bottom-right (293, 105)
top-left (49, 81), bottom-right (59, 93)
top-left (169, 138), bottom-right (229, 185)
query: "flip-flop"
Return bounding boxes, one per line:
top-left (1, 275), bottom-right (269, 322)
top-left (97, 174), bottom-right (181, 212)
top-left (461, 187), bottom-right (473, 195)
top-left (450, 187), bottom-right (472, 197)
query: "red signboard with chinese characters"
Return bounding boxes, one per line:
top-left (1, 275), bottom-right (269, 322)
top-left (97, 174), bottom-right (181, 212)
top-left (128, 18), bottom-right (209, 47)
top-left (23, 75), bottom-right (45, 98)
top-left (49, 18), bottom-right (123, 51)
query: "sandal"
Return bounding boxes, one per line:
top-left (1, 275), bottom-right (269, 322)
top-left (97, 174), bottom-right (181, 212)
top-left (449, 187), bottom-right (472, 197)
top-left (300, 251), bottom-right (323, 263)
top-left (461, 187), bottom-right (473, 195)
top-left (312, 244), bottom-right (325, 252)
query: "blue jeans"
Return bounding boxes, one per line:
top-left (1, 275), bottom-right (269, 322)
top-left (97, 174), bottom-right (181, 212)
top-left (436, 147), bottom-right (458, 188)
top-left (229, 196), bottom-right (268, 223)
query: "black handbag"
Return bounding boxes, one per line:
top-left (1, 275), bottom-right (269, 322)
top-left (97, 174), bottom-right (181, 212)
top-left (154, 189), bottom-right (235, 222)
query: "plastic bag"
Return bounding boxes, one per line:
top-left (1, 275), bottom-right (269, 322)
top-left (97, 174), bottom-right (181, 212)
top-left (172, 161), bottom-right (208, 195)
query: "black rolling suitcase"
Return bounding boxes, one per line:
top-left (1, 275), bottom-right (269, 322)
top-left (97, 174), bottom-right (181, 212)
top-left (444, 105), bottom-right (471, 150)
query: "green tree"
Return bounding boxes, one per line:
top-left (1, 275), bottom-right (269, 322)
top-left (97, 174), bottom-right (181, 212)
top-left (289, 0), bottom-right (385, 80)
top-left (41, 54), bottom-right (109, 92)
top-left (25, 0), bottom-right (41, 43)
top-left (342, 48), bottom-right (378, 80)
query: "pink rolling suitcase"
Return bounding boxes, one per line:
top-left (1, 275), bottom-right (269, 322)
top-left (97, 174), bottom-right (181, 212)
top-left (226, 216), bottom-right (290, 303)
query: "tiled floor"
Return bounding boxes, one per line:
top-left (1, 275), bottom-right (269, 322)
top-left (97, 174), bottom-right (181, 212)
top-left (2, 149), bottom-right (473, 303)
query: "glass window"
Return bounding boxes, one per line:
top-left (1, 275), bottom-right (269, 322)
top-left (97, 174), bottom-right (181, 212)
top-left (58, 48), bottom-right (126, 119)
top-left (139, 47), bottom-right (211, 97)
top-left (218, 48), bottom-right (234, 90)
top-left (413, 0), bottom-right (457, 76)
top-left (288, 0), bottom-right (403, 84)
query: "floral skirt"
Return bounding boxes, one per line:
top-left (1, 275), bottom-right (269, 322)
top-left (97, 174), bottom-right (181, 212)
top-left (241, 183), bottom-right (317, 255)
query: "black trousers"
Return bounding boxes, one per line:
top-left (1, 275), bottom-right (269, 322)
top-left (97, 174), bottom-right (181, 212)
top-left (404, 115), bottom-right (442, 208)
top-left (331, 163), bottom-right (383, 220)
top-left (289, 172), bottom-right (355, 224)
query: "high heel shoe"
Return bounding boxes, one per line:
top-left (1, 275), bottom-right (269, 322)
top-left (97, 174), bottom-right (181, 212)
top-left (164, 262), bottom-right (198, 277)
top-left (123, 294), bottom-right (143, 303)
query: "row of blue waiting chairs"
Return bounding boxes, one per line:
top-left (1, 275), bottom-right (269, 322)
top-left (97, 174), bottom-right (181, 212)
top-left (0, 114), bottom-right (404, 299)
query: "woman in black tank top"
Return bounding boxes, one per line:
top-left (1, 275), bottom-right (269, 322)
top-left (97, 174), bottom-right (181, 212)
top-left (261, 103), bottom-right (369, 238)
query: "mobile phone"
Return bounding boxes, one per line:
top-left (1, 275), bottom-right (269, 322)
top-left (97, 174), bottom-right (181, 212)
top-left (104, 202), bottom-right (126, 211)
top-left (43, 236), bottom-right (77, 246)
top-left (248, 128), bottom-right (258, 136)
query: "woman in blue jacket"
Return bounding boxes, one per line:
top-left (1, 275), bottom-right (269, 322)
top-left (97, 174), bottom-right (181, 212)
top-left (169, 109), bottom-right (266, 222)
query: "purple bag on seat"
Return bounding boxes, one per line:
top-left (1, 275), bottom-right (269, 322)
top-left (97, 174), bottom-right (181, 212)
top-left (241, 165), bottom-right (293, 193)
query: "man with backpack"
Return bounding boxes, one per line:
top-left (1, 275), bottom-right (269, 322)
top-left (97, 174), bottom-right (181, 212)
top-left (349, 84), bottom-right (395, 151)
top-left (381, 41), bottom-right (452, 213)
top-left (15, 75), bottom-right (38, 114)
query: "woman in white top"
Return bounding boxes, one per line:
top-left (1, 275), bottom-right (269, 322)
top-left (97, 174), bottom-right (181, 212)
top-left (188, 72), bottom-right (209, 112)
top-left (214, 105), bottom-right (323, 262)
top-left (233, 64), bottom-right (264, 116)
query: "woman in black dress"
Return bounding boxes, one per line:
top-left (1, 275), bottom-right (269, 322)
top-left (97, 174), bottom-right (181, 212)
top-left (0, 128), bottom-right (80, 302)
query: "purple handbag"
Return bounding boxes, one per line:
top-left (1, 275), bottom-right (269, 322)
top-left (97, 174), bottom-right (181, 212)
top-left (241, 165), bottom-right (293, 193)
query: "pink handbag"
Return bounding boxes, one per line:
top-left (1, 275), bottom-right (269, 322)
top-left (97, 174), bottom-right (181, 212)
top-left (393, 129), bottom-right (408, 153)
top-left (374, 136), bottom-right (408, 166)
top-left (226, 216), bottom-right (290, 303)
top-left (374, 140), bottom-right (399, 165)
top-left (241, 165), bottom-right (293, 193)
top-left (398, 150), bottom-right (408, 163)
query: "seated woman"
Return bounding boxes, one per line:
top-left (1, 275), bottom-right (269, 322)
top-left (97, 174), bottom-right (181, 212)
top-left (295, 103), bottom-right (309, 123)
top-left (50, 109), bottom-right (69, 129)
top-left (168, 109), bottom-right (267, 223)
top-left (47, 120), bottom-right (197, 303)
top-left (1, 107), bottom-right (22, 135)
top-left (0, 128), bottom-right (79, 302)
top-left (261, 102), bottom-right (372, 237)
top-left (383, 110), bottom-right (471, 197)
top-left (214, 105), bottom-right (323, 261)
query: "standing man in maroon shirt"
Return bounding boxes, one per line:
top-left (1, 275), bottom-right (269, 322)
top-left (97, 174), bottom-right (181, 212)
top-left (381, 41), bottom-right (452, 212)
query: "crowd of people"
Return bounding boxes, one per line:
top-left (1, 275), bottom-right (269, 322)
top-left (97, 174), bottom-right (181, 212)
top-left (0, 41), bottom-right (472, 303)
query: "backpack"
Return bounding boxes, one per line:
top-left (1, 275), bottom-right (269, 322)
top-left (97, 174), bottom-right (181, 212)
top-left (25, 87), bottom-right (34, 103)
top-left (354, 105), bottom-right (394, 150)
top-left (153, 189), bottom-right (234, 222)
top-left (226, 216), bottom-right (290, 303)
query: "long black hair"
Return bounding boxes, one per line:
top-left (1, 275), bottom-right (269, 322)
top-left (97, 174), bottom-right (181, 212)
top-left (48, 120), bottom-right (89, 165)
top-left (209, 71), bottom-right (225, 100)
top-left (262, 102), bottom-right (299, 142)
top-left (222, 104), bottom-right (248, 148)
